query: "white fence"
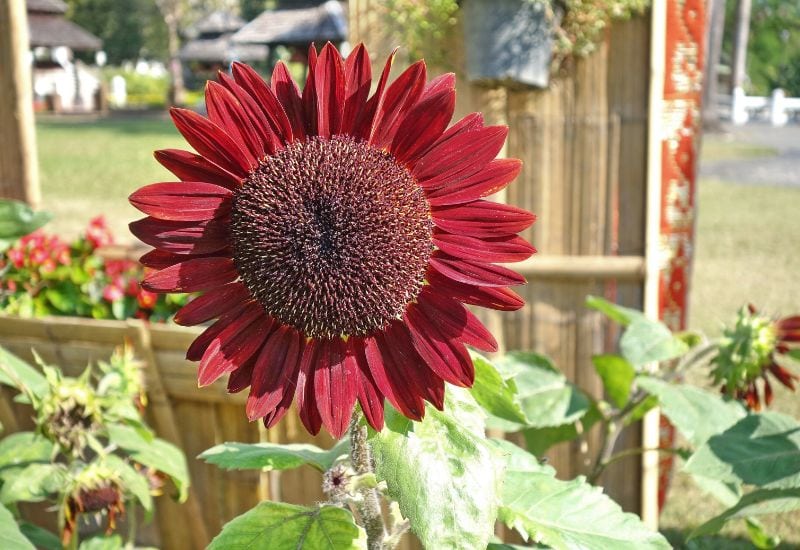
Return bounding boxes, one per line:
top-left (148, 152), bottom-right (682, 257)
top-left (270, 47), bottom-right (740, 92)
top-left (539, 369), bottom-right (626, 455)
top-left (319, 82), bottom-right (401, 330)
top-left (719, 87), bottom-right (800, 126)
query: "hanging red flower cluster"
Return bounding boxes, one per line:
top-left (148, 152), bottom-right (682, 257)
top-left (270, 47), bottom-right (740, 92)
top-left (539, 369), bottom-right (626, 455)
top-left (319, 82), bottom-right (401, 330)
top-left (130, 43), bottom-right (535, 437)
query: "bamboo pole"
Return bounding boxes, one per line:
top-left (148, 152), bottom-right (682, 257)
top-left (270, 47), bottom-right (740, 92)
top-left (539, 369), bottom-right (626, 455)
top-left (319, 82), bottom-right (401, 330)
top-left (0, 0), bottom-right (40, 206)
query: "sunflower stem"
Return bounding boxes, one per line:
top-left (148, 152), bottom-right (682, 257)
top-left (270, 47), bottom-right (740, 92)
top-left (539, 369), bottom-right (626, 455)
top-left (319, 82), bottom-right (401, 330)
top-left (349, 412), bottom-right (386, 550)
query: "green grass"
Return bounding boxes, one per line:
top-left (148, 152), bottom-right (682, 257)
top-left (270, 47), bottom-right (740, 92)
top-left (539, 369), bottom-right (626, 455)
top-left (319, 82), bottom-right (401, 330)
top-left (700, 136), bottom-right (778, 162)
top-left (36, 115), bottom-right (184, 240)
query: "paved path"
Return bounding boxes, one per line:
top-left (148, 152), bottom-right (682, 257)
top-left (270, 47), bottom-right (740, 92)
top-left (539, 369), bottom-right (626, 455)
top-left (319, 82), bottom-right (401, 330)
top-left (700, 124), bottom-right (800, 187)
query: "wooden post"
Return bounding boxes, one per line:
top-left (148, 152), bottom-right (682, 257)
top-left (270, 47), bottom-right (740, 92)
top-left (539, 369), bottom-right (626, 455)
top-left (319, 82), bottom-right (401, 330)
top-left (702, 0), bottom-right (726, 127)
top-left (0, 0), bottom-right (40, 206)
top-left (730, 0), bottom-right (751, 93)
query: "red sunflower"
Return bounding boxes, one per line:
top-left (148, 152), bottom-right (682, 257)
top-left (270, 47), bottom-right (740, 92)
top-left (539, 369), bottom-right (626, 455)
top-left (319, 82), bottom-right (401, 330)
top-left (129, 43), bottom-right (535, 438)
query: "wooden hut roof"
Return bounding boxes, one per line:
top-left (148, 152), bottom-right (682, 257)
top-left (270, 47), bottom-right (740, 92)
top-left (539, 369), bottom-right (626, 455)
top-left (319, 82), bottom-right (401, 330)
top-left (180, 34), bottom-right (268, 63)
top-left (26, 0), bottom-right (67, 14)
top-left (28, 14), bottom-right (102, 51)
top-left (187, 10), bottom-right (247, 38)
top-left (232, 0), bottom-right (346, 46)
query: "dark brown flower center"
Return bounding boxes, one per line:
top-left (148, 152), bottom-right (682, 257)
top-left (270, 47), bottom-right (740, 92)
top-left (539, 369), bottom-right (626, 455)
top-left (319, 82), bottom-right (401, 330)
top-left (231, 136), bottom-right (432, 339)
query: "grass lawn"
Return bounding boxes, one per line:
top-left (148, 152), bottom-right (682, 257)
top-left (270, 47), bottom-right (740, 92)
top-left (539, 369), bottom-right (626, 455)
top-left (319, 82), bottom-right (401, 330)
top-left (37, 115), bottom-right (184, 240)
top-left (35, 117), bottom-right (800, 546)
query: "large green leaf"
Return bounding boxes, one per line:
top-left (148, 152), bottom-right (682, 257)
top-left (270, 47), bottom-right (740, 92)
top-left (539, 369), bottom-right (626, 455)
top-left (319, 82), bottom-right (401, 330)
top-left (591, 354), bottom-right (635, 408)
top-left (585, 295), bottom-right (646, 326)
top-left (636, 376), bottom-right (747, 447)
top-left (370, 388), bottom-right (502, 550)
top-left (200, 438), bottom-right (348, 473)
top-left (0, 463), bottom-right (64, 504)
top-left (469, 353), bottom-right (528, 425)
top-left (684, 412), bottom-right (800, 489)
top-left (620, 319), bottom-right (688, 366)
top-left (495, 439), bottom-right (669, 549)
top-left (522, 404), bottom-right (603, 457)
top-left (18, 523), bottom-right (61, 550)
top-left (494, 352), bottom-right (590, 429)
top-left (208, 502), bottom-right (365, 549)
top-left (0, 502), bottom-right (34, 550)
top-left (107, 424), bottom-right (189, 501)
top-left (78, 535), bottom-right (123, 550)
top-left (0, 347), bottom-right (47, 399)
top-left (0, 432), bottom-right (54, 470)
top-left (0, 200), bottom-right (51, 251)
top-left (690, 488), bottom-right (800, 539)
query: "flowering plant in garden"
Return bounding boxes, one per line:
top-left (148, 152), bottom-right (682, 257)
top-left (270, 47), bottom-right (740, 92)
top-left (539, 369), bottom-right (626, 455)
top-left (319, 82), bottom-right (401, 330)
top-left (121, 44), bottom-right (800, 549)
top-left (0, 211), bottom-right (187, 322)
top-left (0, 345), bottom-right (189, 548)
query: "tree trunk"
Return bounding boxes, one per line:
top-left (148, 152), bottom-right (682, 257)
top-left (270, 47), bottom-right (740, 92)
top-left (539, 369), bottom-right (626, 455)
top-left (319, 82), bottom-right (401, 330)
top-left (0, 0), bottom-right (40, 206)
top-left (166, 15), bottom-right (185, 106)
top-left (730, 0), bottom-right (752, 92)
top-left (702, 0), bottom-right (726, 128)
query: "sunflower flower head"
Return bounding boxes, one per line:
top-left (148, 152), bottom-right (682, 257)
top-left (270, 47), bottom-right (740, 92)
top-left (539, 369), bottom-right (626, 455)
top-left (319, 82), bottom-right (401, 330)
top-left (130, 43), bottom-right (535, 437)
top-left (37, 366), bottom-right (101, 456)
top-left (63, 462), bottom-right (125, 544)
top-left (712, 305), bottom-right (799, 410)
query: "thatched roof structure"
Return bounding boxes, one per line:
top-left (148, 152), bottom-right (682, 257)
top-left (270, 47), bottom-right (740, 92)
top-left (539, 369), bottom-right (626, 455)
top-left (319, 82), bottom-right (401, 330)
top-left (27, 0), bottom-right (102, 51)
top-left (180, 10), bottom-right (268, 64)
top-left (232, 0), bottom-right (347, 46)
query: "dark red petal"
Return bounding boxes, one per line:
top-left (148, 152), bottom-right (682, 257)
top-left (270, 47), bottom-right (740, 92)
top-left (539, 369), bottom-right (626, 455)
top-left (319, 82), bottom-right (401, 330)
top-left (174, 282), bottom-right (252, 326)
top-left (763, 375), bottom-right (774, 406)
top-left (415, 286), bottom-right (498, 352)
top-left (302, 44), bottom-right (319, 136)
top-left (186, 303), bottom-right (253, 360)
top-left (129, 217), bottom-right (229, 255)
top-left (746, 383), bottom-right (761, 411)
top-left (779, 330), bottom-right (800, 342)
top-left (141, 257), bottom-right (238, 293)
top-left (429, 251), bottom-right (526, 287)
top-left (129, 182), bottom-right (231, 221)
top-left (314, 338), bottom-right (359, 438)
top-left (363, 333), bottom-right (425, 420)
top-left (246, 325), bottom-right (302, 421)
top-left (383, 322), bottom-right (445, 410)
top-left (231, 62), bottom-right (294, 144)
top-left (227, 354), bottom-right (257, 394)
top-left (413, 126), bottom-right (508, 187)
top-left (433, 232), bottom-right (535, 263)
top-left (296, 338), bottom-right (323, 435)
top-left (198, 305), bottom-right (270, 386)
top-left (270, 61), bottom-right (306, 140)
top-left (170, 108), bottom-right (253, 177)
top-left (432, 200), bottom-right (537, 238)
top-left (769, 363), bottom-right (798, 390)
top-left (426, 159), bottom-right (523, 206)
top-left (369, 60), bottom-right (426, 149)
top-left (139, 249), bottom-right (183, 270)
top-left (436, 113), bottom-right (484, 145)
top-left (426, 269), bottom-right (524, 311)
top-left (341, 43), bottom-right (371, 134)
top-left (391, 75), bottom-right (456, 164)
top-left (313, 43), bottom-right (345, 138)
top-left (352, 342), bottom-right (384, 431)
top-left (205, 81), bottom-right (263, 163)
top-left (154, 149), bottom-right (241, 190)
top-left (777, 316), bottom-right (800, 331)
top-left (353, 47), bottom-right (397, 140)
top-left (218, 71), bottom-right (282, 155)
top-left (405, 304), bottom-right (474, 387)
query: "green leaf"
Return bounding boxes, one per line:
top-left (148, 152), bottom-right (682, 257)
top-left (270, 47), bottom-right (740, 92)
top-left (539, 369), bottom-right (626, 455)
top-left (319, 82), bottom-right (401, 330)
top-left (684, 412), bottom-right (800, 489)
top-left (18, 523), bottom-right (61, 550)
top-left (0, 464), bottom-right (64, 504)
top-left (469, 353), bottom-right (528, 424)
top-left (744, 518), bottom-right (781, 549)
top-left (592, 355), bottom-right (635, 408)
top-left (495, 441), bottom-right (669, 549)
top-left (0, 432), bottom-right (54, 470)
top-left (585, 295), bottom-right (646, 326)
top-left (0, 347), bottom-right (47, 399)
top-left (107, 424), bottom-right (189, 501)
top-left (623, 394), bottom-right (659, 426)
top-left (208, 502), bottom-right (366, 549)
top-left (0, 200), bottom-right (51, 246)
top-left (199, 438), bottom-right (348, 473)
top-left (0, 502), bottom-right (34, 550)
top-left (785, 349), bottom-right (800, 362)
top-left (690, 487), bottom-right (800, 539)
top-left (522, 404), bottom-right (603, 456)
top-left (495, 352), bottom-right (590, 429)
top-left (78, 534), bottom-right (123, 550)
top-left (102, 455), bottom-right (152, 513)
top-left (371, 388), bottom-right (503, 550)
top-left (620, 319), bottom-right (688, 366)
top-left (636, 376), bottom-right (747, 447)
